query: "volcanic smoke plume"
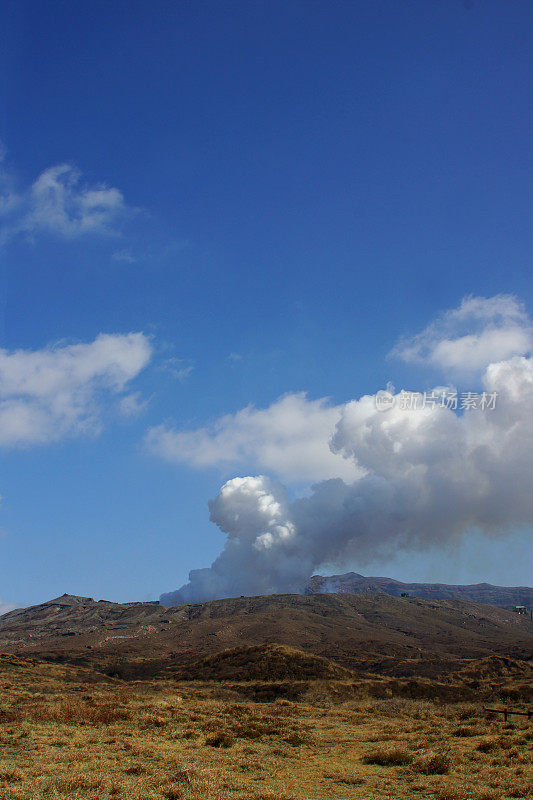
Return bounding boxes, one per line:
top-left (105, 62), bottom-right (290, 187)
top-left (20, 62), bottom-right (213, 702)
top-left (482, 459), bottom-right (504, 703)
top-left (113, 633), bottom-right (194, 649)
top-left (160, 296), bottom-right (533, 606)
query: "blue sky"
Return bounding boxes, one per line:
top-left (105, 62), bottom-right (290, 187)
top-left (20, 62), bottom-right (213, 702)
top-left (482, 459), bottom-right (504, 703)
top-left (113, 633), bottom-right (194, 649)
top-left (1, 0), bottom-right (532, 609)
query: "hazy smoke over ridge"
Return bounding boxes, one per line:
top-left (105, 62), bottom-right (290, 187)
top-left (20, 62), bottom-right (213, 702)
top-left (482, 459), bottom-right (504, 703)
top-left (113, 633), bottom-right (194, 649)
top-left (160, 296), bottom-right (533, 606)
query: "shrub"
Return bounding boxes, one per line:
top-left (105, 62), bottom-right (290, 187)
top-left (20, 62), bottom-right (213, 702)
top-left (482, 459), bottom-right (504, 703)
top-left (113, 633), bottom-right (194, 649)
top-left (0, 707), bottom-right (22, 723)
top-left (53, 700), bottom-right (130, 724)
top-left (283, 731), bottom-right (308, 746)
top-left (413, 752), bottom-right (451, 774)
top-left (172, 768), bottom-right (192, 784)
top-left (123, 763), bottom-right (145, 775)
top-left (165, 789), bottom-right (184, 800)
top-left (205, 731), bottom-right (234, 747)
top-left (0, 767), bottom-right (22, 782)
top-left (361, 747), bottom-right (413, 766)
top-left (476, 739), bottom-right (499, 753)
top-left (453, 726), bottom-right (481, 737)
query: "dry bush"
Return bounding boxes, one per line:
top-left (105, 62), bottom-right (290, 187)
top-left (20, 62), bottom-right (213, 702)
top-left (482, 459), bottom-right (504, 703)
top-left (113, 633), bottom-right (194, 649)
top-left (165, 788), bottom-right (184, 800)
top-left (31, 698), bottom-right (131, 724)
top-left (138, 713), bottom-right (169, 728)
top-left (0, 706), bottom-right (22, 723)
top-left (171, 768), bottom-right (192, 784)
top-left (453, 725), bottom-right (482, 737)
top-left (283, 731), bottom-right (309, 746)
top-left (361, 747), bottom-right (413, 766)
top-left (506, 784), bottom-right (532, 798)
top-left (205, 731), bottom-right (234, 747)
top-left (111, 689), bottom-right (136, 704)
top-left (413, 752), bottom-right (451, 774)
top-left (476, 739), bottom-right (499, 753)
top-left (453, 704), bottom-right (478, 720)
top-left (104, 658), bottom-right (165, 680)
top-left (0, 767), bottom-right (22, 782)
top-left (123, 763), bottom-right (145, 774)
top-left (233, 722), bottom-right (265, 740)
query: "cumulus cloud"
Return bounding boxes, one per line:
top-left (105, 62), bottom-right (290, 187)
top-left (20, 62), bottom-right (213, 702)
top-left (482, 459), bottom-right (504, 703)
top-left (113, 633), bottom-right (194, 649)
top-left (146, 393), bottom-right (360, 484)
top-left (0, 156), bottom-right (131, 243)
top-left (160, 295), bottom-right (533, 605)
top-left (391, 294), bottom-right (532, 374)
top-left (0, 333), bottom-right (152, 446)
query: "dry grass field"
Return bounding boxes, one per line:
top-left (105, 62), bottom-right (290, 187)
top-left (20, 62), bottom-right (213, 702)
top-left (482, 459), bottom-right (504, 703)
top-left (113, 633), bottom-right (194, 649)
top-left (0, 654), bottom-right (531, 800)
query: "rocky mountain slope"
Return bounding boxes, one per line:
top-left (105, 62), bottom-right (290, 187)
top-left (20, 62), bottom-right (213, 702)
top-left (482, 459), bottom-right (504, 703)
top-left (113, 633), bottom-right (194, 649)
top-left (0, 591), bottom-right (531, 681)
top-left (308, 573), bottom-right (533, 608)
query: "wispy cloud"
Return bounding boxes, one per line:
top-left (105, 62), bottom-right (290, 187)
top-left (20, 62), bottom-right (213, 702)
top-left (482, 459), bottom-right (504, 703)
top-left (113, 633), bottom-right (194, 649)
top-left (0, 332), bottom-right (152, 446)
top-left (0, 147), bottom-right (133, 244)
top-left (112, 249), bottom-right (137, 263)
top-left (119, 391), bottom-right (150, 418)
top-left (160, 357), bottom-right (195, 382)
top-left (390, 294), bottom-right (532, 375)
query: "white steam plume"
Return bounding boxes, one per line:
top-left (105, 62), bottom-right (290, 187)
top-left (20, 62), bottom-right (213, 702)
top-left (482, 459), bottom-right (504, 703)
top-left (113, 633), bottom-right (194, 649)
top-left (160, 296), bottom-right (533, 606)
top-left (161, 354), bottom-right (533, 605)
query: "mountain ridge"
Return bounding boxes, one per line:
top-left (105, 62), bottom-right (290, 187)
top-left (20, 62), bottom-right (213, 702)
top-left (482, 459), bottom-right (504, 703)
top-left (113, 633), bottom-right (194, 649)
top-left (307, 573), bottom-right (533, 608)
top-left (1, 590), bottom-right (531, 683)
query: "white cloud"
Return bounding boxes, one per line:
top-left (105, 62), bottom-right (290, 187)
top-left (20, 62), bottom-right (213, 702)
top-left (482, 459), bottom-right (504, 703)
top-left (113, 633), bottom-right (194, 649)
top-left (0, 156), bottom-right (131, 243)
top-left (146, 392), bottom-right (360, 484)
top-left (0, 333), bottom-right (152, 446)
top-left (119, 391), bottom-right (150, 418)
top-left (391, 294), bottom-right (532, 375)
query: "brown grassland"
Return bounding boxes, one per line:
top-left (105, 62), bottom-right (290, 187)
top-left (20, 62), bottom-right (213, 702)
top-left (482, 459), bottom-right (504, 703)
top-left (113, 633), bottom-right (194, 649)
top-left (0, 654), bottom-right (531, 800)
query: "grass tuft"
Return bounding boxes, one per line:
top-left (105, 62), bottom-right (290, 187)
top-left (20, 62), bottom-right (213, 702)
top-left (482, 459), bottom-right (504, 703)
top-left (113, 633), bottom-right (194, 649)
top-left (361, 747), bottom-right (413, 766)
top-left (413, 752), bottom-right (451, 774)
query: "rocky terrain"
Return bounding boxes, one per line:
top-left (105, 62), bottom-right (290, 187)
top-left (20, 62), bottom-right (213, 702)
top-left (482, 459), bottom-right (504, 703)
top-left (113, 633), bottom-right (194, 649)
top-left (308, 573), bottom-right (533, 608)
top-left (0, 591), bottom-right (531, 688)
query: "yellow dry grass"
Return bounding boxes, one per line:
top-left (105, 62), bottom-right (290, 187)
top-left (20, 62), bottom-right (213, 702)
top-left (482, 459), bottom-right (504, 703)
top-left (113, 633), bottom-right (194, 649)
top-left (0, 656), bottom-right (531, 800)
